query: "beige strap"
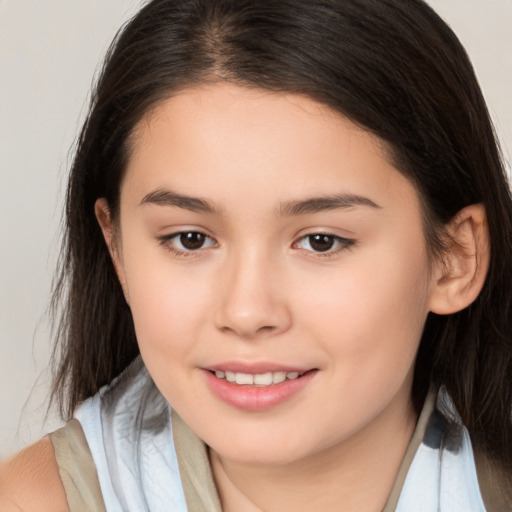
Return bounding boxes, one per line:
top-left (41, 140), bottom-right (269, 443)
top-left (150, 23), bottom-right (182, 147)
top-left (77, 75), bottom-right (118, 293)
top-left (382, 388), bottom-right (437, 511)
top-left (172, 410), bottom-right (223, 512)
top-left (48, 419), bottom-right (106, 512)
top-left (474, 447), bottom-right (512, 512)
top-left (171, 393), bottom-right (437, 512)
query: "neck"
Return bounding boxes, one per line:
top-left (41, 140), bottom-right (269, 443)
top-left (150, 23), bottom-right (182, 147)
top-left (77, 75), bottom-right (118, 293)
top-left (210, 389), bottom-right (418, 512)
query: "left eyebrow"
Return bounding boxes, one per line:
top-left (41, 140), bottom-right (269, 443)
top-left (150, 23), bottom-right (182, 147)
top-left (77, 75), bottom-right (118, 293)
top-left (279, 194), bottom-right (381, 216)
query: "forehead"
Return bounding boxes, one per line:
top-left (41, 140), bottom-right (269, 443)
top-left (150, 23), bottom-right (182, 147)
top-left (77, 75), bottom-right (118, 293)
top-left (122, 83), bottom-right (419, 215)
top-left (131, 84), bottom-right (389, 163)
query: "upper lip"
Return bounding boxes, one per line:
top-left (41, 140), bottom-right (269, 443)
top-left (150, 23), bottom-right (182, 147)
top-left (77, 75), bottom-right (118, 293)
top-left (204, 362), bottom-right (314, 374)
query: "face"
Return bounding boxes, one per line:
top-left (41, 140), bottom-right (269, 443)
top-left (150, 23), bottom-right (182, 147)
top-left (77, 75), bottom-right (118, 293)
top-left (100, 83), bottom-right (438, 466)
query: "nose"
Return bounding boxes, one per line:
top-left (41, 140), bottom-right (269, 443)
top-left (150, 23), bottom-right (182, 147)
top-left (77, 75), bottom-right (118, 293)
top-left (213, 249), bottom-right (292, 339)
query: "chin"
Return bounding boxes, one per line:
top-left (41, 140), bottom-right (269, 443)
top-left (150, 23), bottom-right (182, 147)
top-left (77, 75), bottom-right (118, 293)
top-left (205, 424), bottom-right (329, 467)
top-left (212, 443), bottom-right (301, 467)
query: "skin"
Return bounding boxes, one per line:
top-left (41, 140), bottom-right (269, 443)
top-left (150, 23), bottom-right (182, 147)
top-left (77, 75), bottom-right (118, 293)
top-left (0, 438), bottom-right (68, 512)
top-left (99, 83), bottom-right (454, 511)
top-left (0, 83), bottom-right (489, 511)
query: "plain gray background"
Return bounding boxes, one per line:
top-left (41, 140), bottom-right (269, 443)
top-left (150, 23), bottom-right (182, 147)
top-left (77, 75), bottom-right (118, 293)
top-left (1, 0), bottom-right (511, 460)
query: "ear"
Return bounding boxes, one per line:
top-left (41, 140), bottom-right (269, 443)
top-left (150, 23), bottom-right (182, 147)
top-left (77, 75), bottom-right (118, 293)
top-left (94, 198), bottom-right (129, 303)
top-left (428, 204), bottom-right (490, 315)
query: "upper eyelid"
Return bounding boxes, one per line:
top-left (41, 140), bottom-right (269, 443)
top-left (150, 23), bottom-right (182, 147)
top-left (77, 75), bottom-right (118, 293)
top-left (159, 229), bottom-right (215, 240)
top-left (294, 233), bottom-right (354, 247)
top-left (294, 231), bottom-right (354, 242)
top-left (163, 230), bottom-right (217, 244)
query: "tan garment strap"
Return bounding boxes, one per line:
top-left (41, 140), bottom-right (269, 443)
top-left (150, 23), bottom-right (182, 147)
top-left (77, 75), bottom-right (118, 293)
top-left (172, 410), bottom-right (223, 512)
top-left (474, 447), bottom-right (512, 512)
top-left (382, 388), bottom-right (437, 511)
top-left (48, 419), bottom-right (106, 512)
top-left (171, 393), bottom-right (437, 512)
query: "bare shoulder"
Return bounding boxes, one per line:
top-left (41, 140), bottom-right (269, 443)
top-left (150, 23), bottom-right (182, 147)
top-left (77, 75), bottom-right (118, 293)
top-left (0, 437), bottom-right (69, 512)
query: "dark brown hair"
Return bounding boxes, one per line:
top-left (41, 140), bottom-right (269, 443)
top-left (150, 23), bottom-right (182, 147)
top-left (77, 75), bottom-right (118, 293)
top-left (51, 0), bottom-right (512, 470)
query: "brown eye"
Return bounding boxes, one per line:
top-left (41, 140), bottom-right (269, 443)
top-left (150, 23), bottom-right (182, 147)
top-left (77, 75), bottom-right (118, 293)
top-left (160, 231), bottom-right (217, 254)
top-left (180, 232), bottom-right (206, 250)
top-left (294, 233), bottom-right (355, 255)
top-left (308, 234), bottom-right (335, 252)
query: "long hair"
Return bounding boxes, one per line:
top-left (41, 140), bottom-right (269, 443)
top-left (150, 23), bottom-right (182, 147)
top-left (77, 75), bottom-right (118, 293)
top-left (51, 0), bottom-right (512, 470)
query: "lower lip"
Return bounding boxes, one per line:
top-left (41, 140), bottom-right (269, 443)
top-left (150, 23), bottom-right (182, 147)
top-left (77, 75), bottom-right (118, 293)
top-left (203, 370), bottom-right (317, 412)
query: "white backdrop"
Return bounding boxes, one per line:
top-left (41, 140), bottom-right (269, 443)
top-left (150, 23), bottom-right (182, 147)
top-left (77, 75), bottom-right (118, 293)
top-left (0, 0), bottom-right (511, 459)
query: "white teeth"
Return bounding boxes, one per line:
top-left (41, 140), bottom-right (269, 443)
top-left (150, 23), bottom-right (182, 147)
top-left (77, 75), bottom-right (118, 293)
top-left (235, 373), bottom-right (254, 385)
top-left (272, 371), bottom-right (287, 384)
top-left (253, 372), bottom-right (273, 386)
top-left (214, 370), bottom-right (304, 386)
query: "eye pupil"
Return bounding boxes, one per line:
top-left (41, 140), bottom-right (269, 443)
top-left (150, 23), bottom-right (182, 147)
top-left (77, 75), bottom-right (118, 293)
top-left (309, 234), bottom-right (334, 252)
top-left (180, 232), bottom-right (205, 250)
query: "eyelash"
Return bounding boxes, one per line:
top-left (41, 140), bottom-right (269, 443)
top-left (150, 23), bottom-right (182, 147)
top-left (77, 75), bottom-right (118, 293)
top-left (157, 231), bottom-right (356, 259)
top-left (293, 233), bottom-right (356, 258)
top-left (158, 231), bottom-right (217, 259)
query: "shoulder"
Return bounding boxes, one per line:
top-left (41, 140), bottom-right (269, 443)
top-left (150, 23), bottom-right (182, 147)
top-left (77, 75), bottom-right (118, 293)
top-left (0, 437), bottom-right (69, 512)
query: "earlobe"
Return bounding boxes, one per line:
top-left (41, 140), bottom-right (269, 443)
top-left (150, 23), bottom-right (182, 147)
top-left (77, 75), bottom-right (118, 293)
top-left (94, 198), bottom-right (129, 303)
top-left (428, 204), bottom-right (490, 315)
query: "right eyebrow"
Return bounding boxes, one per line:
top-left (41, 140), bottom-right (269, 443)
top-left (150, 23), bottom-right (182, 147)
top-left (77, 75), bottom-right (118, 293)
top-left (140, 188), bottom-right (218, 214)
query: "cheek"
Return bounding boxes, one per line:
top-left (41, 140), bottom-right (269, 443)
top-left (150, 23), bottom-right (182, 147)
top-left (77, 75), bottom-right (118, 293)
top-left (121, 247), bottom-right (214, 362)
top-left (297, 237), bottom-right (431, 378)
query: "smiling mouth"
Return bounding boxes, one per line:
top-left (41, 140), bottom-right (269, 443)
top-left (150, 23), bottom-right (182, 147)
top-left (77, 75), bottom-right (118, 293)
top-left (204, 367), bottom-right (318, 411)
top-left (210, 370), bottom-right (311, 387)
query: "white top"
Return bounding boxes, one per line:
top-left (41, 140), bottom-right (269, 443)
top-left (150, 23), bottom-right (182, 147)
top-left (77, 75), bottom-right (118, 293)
top-left (74, 357), bottom-right (488, 511)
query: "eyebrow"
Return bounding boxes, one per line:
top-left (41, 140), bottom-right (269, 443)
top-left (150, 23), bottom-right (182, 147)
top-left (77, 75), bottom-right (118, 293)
top-left (140, 188), bottom-right (218, 214)
top-left (140, 188), bottom-right (381, 216)
top-left (279, 194), bottom-right (381, 216)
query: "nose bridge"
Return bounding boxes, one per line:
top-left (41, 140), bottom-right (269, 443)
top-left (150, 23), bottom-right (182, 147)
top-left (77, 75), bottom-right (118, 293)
top-left (214, 243), bottom-right (290, 338)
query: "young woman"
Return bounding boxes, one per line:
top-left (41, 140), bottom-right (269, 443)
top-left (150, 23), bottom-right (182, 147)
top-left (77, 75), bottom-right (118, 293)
top-left (1, 0), bottom-right (511, 510)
